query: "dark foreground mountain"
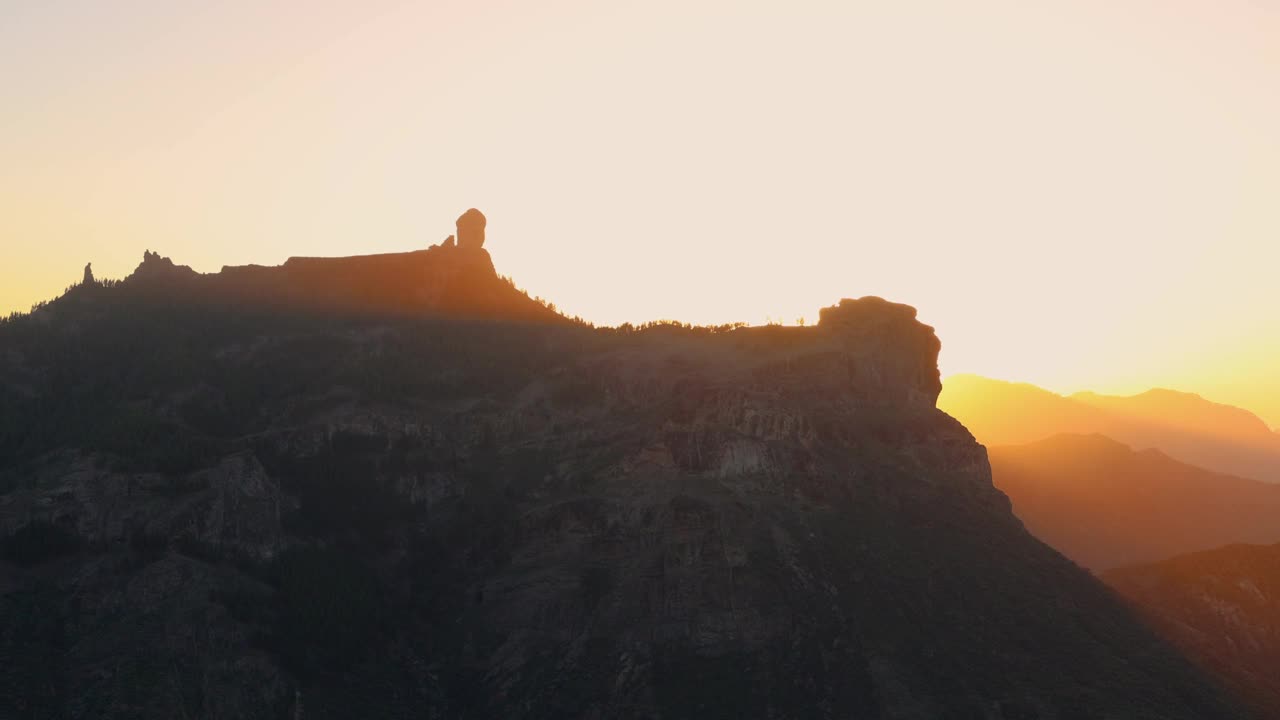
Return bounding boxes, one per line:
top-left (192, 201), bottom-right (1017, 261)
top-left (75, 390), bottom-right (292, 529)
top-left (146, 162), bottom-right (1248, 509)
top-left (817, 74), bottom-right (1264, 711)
top-left (1106, 543), bottom-right (1280, 719)
top-left (940, 375), bottom-right (1280, 483)
top-left (0, 226), bottom-right (1245, 718)
top-left (989, 434), bottom-right (1280, 570)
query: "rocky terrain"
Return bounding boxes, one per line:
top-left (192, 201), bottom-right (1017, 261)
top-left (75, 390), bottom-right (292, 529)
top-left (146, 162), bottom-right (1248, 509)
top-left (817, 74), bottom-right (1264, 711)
top-left (0, 215), bottom-right (1248, 718)
top-left (989, 434), bottom-right (1280, 570)
top-left (1106, 542), bottom-right (1280, 719)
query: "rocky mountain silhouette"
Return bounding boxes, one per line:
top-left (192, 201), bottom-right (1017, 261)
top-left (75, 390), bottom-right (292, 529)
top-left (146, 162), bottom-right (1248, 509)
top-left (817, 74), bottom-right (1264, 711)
top-left (112, 210), bottom-right (561, 324)
top-left (1105, 542), bottom-right (1280, 719)
top-left (989, 434), bottom-right (1280, 570)
top-left (941, 374), bottom-right (1280, 483)
top-left (0, 215), bottom-right (1248, 718)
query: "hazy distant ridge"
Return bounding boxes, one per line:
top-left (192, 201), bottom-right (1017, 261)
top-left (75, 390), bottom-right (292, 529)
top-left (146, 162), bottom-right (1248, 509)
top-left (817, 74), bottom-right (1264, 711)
top-left (940, 374), bottom-right (1280, 482)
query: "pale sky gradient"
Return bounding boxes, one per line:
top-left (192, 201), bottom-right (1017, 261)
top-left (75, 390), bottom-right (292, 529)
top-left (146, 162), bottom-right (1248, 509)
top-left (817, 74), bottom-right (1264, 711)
top-left (2, 1), bottom-right (1278, 425)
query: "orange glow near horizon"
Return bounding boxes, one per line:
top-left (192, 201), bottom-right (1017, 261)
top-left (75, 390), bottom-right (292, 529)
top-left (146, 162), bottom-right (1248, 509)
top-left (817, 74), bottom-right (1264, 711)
top-left (2, 1), bottom-right (1278, 426)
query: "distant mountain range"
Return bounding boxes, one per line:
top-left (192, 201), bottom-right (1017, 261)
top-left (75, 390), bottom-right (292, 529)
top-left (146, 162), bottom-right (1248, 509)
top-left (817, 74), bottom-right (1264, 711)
top-left (941, 374), bottom-right (1280, 483)
top-left (943, 376), bottom-right (1280, 717)
top-left (1106, 542), bottom-right (1280, 719)
top-left (988, 433), bottom-right (1280, 570)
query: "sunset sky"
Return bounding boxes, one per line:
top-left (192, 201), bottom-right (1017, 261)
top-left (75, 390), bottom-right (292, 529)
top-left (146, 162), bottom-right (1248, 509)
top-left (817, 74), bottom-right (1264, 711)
top-left (2, 1), bottom-right (1277, 426)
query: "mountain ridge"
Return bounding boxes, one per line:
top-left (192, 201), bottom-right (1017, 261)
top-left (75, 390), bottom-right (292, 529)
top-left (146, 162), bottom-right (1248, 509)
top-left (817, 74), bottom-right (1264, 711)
top-left (23, 208), bottom-right (563, 327)
top-left (0, 219), bottom-right (1249, 718)
top-left (1070, 387), bottom-right (1276, 440)
top-left (941, 374), bottom-right (1280, 482)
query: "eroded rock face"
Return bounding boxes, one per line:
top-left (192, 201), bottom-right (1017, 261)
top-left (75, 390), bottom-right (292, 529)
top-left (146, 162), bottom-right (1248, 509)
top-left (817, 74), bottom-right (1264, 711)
top-left (0, 278), bottom-right (1246, 719)
top-left (818, 296), bottom-right (943, 408)
top-left (0, 451), bottom-right (283, 560)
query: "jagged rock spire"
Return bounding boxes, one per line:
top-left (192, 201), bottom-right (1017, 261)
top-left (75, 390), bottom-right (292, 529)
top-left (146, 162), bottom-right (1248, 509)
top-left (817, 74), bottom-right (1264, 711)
top-left (456, 208), bottom-right (486, 249)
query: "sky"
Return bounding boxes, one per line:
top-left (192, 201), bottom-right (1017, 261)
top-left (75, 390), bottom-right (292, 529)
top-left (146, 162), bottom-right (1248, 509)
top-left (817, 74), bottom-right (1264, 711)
top-left (2, 0), bottom-right (1278, 426)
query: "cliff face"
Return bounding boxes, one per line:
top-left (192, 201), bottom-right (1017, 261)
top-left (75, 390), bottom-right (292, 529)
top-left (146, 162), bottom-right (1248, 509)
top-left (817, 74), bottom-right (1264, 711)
top-left (0, 254), bottom-right (1245, 718)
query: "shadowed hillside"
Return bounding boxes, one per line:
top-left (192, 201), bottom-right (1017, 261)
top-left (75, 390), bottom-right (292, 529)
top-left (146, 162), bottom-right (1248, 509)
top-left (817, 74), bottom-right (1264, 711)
top-left (989, 434), bottom-right (1280, 570)
top-left (1106, 543), bottom-right (1280, 719)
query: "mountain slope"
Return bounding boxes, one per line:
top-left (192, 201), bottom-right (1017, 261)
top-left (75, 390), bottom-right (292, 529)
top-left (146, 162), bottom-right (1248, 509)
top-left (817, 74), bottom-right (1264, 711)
top-left (0, 238), bottom-right (1246, 718)
top-left (989, 434), bottom-right (1280, 570)
top-left (1105, 543), bottom-right (1280, 719)
top-left (941, 374), bottom-right (1280, 482)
